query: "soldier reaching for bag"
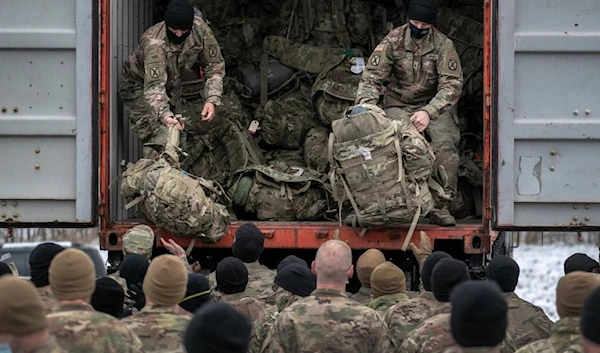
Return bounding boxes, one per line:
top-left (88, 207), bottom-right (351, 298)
top-left (119, 0), bottom-right (225, 158)
top-left (355, 0), bottom-right (463, 226)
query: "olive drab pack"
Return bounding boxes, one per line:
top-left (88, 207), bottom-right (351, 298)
top-left (328, 104), bottom-right (440, 237)
top-left (231, 161), bottom-right (331, 221)
top-left (120, 119), bottom-right (230, 243)
top-left (304, 126), bottom-right (330, 173)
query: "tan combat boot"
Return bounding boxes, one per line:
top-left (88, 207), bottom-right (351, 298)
top-left (429, 207), bottom-right (456, 226)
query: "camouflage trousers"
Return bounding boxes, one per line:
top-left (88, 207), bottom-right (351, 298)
top-left (386, 106), bottom-right (460, 205)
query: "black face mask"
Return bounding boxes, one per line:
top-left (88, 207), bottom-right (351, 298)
top-left (409, 22), bottom-right (430, 39)
top-left (167, 28), bottom-right (191, 45)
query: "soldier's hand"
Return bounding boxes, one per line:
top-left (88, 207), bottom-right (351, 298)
top-left (165, 116), bottom-right (184, 131)
top-left (410, 111), bottom-right (430, 132)
top-left (201, 102), bottom-right (216, 122)
top-left (127, 283), bottom-right (146, 311)
top-left (409, 231), bottom-right (433, 269)
top-left (160, 238), bottom-right (187, 258)
top-left (191, 261), bottom-right (202, 273)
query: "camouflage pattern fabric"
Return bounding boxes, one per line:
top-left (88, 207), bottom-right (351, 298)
top-left (122, 305), bottom-right (190, 353)
top-left (444, 347), bottom-right (511, 353)
top-left (31, 337), bottom-right (66, 353)
top-left (383, 291), bottom-right (440, 348)
top-left (266, 149), bottom-right (307, 168)
top-left (304, 127), bottom-right (330, 173)
top-left (350, 286), bottom-right (373, 305)
top-left (208, 261), bottom-right (277, 300)
top-left (368, 292), bottom-right (410, 315)
top-left (249, 291), bottom-right (304, 353)
top-left (122, 225), bottom-right (155, 259)
top-left (514, 317), bottom-right (582, 353)
top-left (119, 17), bottom-right (225, 151)
top-left (262, 288), bottom-right (396, 353)
top-left (505, 292), bottom-right (553, 349)
top-left (448, 140), bottom-right (483, 219)
top-left (189, 0), bottom-right (239, 27)
top-left (405, 290), bottom-right (421, 299)
top-left (222, 291), bottom-right (272, 323)
top-left (263, 36), bottom-right (347, 75)
top-left (47, 303), bottom-right (144, 353)
top-left (108, 272), bottom-right (129, 295)
top-left (36, 288), bottom-right (58, 314)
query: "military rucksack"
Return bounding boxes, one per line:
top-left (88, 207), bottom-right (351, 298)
top-left (304, 126), bottom-right (330, 173)
top-left (121, 121), bottom-right (231, 243)
top-left (329, 104), bottom-right (441, 237)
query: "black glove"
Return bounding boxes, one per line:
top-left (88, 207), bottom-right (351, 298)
top-left (127, 282), bottom-right (146, 311)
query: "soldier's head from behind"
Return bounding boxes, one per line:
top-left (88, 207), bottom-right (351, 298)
top-left (0, 262), bottom-right (12, 277)
top-left (29, 242), bottom-right (65, 289)
top-left (277, 255), bottom-right (308, 273)
top-left (142, 254), bottom-right (188, 307)
top-left (421, 251), bottom-right (452, 292)
top-left (178, 273), bottom-right (212, 317)
top-left (232, 222), bottom-right (265, 264)
top-left (119, 253), bottom-right (150, 288)
top-left (122, 225), bottom-right (155, 260)
top-left (556, 271), bottom-right (600, 320)
top-left (356, 249), bottom-right (386, 289)
top-left (0, 277), bottom-right (51, 353)
top-left (407, 0), bottom-right (439, 39)
top-left (486, 255), bottom-right (520, 293)
top-left (581, 286), bottom-right (600, 353)
top-left (431, 258), bottom-right (470, 302)
top-left (184, 302), bottom-right (251, 353)
top-left (216, 257), bottom-right (249, 295)
top-left (164, 0), bottom-right (194, 45)
top-left (564, 253), bottom-right (600, 274)
top-left (450, 281), bottom-right (508, 353)
top-left (274, 263), bottom-right (317, 298)
top-left (370, 261), bottom-right (406, 299)
top-left (49, 248), bottom-right (96, 303)
top-left (91, 277), bottom-right (125, 319)
top-left (312, 240), bottom-right (353, 290)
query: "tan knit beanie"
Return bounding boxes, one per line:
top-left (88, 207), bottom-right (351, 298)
top-left (0, 276), bottom-right (47, 335)
top-left (556, 271), bottom-right (600, 318)
top-left (143, 254), bottom-right (188, 306)
top-left (356, 249), bottom-right (386, 288)
top-left (371, 262), bottom-right (406, 298)
top-left (49, 248), bottom-right (96, 301)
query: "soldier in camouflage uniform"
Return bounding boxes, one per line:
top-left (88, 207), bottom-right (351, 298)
top-left (248, 263), bottom-right (316, 353)
top-left (368, 262), bottom-right (409, 314)
top-left (109, 225), bottom-right (154, 293)
top-left (0, 276), bottom-right (65, 353)
top-left (384, 251), bottom-right (452, 347)
top-left (262, 240), bottom-right (395, 353)
top-left (28, 242), bottom-right (65, 314)
top-left (515, 272), bottom-right (600, 353)
top-left (486, 256), bottom-right (553, 348)
top-left (123, 255), bottom-right (190, 353)
top-left (351, 248), bottom-right (386, 305)
top-left (216, 257), bottom-right (272, 323)
top-left (47, 249), bottom-right (144, 353)
top-left (356, 0), bottom-right (463, 226)
top-left (119, 0), bottom-right (225, 158)
top-left (581, 287), bottom-right (600, 353)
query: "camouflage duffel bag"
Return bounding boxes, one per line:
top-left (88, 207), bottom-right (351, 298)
top-left (329, 104), bottom-right (437, 232)
top-left (231, 161), bottom-right (331, 221)
top-left (304, 127), bottom-right (330, 173)
top-left (265, 148), bottom-right (307, 168)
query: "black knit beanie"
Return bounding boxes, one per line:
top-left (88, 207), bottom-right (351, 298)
top-left (91, 277), bottom-right (125, 319)
top-left (422, 251), bottom-right (452, 292)
top-left (184, 302), bottom-right (251, 353)
top-left (431, 258), bottom-right (470, 302)
top-left (277, 255), bottom-right (308, 272)
top-left (564, 253), bottom-right (600, 274)
top-left (29, 243), bottom-right (65, 288)
top-left (274, 263), bottom-right (316, 297)
top-left (165, 0), bottom-right (194, 30)
top-left (0, 263), bottom-right (12, 277)
top-left (451, 281), bottom-right (508, 347)
top-left (232, 223), bottom-right (265, 263)
top-left (179, 273), bottom-right (212, 313)
top-left (408, 0), bottom-right (439, 25)
top-left (119, 254), bottom-right (149, 287)
top-left (486, 255), bottom-right (520, 293)
top-left (581, 286), bottom-right (600, 345)
top-left (216, 257), bottom-right (248, 295)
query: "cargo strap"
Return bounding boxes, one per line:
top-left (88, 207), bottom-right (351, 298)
top-left (287, 0), bottom-right (301, 39)
top-left (260, 53), bottom-right (269, 106)
top-left (186, 238), bottom-right (196, 257)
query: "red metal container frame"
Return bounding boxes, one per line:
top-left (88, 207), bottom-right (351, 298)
top-left (98, 0), bottom-right (494, 253)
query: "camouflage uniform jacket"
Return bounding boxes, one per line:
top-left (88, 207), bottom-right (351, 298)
top-left (356, 24), bottom-right (463, 119)
top-left (261, 288), bottom-right (396, 353)
top-left (121, 16), bottom-right (225, 122)
top-left (108, 271), bottom-right (129, 293)
top-left (36, 288), bottom-right (58, 314)
top-left (31, 337), bottom-right (66, 353)
top-left (368, 292), bottom-right (410, 315)
top-left (209, 261), bottom-right (277, 299)
top-left (505, 292), bottom-right (553, 349)
top-left (47, 303), bottom-right (144, 353)
top-left (122, 305), bottom-right (190, 353)
top-left (401, 304), bottom-right (517, 353)
top-left (223, 291), bottom-right (273, 323)
top-left (350, 286), bottom-right (373, 305)
top-left (444, 347), bottom-right (506, 353)
top-left (384, 291), bottom-right (440, 347)
top-left (248, 291), bottom-right (304, 353)
top-left (514, 317), bottom-right (582, 353)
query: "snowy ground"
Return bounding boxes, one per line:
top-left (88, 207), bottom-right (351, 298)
top-left (513, 241), bottom-right (599, 322)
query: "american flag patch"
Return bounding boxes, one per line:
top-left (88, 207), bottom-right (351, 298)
top-left (374, 44), bottom-right (385, 52)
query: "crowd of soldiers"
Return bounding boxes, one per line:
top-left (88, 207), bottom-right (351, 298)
top-left (2, 225), bottom-right (600, 353)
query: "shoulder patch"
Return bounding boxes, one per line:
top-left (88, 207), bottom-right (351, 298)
top-left (448, 59), bottom-right (458, 71)
top-left (370, 55), bottom-right (381, 66)
top-left (374, 43), bottom-right (386, 52)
